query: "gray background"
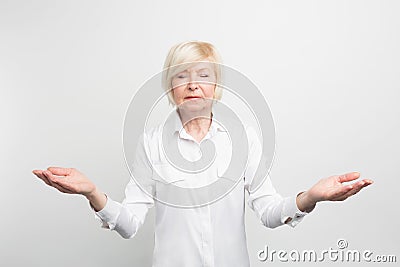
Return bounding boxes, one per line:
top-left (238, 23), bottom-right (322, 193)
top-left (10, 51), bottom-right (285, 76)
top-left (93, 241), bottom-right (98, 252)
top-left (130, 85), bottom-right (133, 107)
top-left (1, 0), bottom-right (399, 266)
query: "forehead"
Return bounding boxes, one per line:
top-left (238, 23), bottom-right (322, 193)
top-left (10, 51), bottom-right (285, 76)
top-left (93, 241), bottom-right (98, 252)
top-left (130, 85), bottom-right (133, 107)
top-left (178, 61), bottom-right (215, 73)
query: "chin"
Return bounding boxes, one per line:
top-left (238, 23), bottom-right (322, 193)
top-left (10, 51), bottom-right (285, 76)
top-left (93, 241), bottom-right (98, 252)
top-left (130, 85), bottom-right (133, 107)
top-left (178, 100), bottom-right (213, 114)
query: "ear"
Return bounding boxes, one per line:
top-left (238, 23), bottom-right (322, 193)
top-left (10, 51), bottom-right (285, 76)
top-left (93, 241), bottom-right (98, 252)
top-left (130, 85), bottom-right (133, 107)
top-left (212, 84), bottom-right (218, 100)
top-left (169, 89), bottom-right (176, 105)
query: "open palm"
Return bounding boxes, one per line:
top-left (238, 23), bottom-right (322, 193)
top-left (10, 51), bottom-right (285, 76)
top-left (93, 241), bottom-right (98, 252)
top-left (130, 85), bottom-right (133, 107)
top-left (307, 172), bottom-right (373, 202)
top-left (33, 167), bottom-right (96, 197)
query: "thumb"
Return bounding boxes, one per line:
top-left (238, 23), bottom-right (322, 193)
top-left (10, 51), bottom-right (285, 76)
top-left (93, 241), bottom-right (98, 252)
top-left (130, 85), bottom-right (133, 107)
top-left (47, 167), bottom-right (74, 176)
top-left (338, 172), bottom-right (360, 183)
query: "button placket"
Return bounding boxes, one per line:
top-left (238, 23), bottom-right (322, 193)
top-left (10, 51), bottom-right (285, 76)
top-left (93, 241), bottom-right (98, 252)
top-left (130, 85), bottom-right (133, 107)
top-left (200, 205), bottom-right (214, 267)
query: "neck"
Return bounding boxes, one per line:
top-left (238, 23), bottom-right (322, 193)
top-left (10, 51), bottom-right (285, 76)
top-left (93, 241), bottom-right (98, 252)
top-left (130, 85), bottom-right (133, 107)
top-left (177, 108), bottom-right (212, 142)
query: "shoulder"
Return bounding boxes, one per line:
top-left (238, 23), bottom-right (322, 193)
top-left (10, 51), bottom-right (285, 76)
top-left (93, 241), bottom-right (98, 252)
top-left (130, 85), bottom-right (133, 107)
top-left (141, 123), bottom-right (167, 164)
top-left (143, 124), bottom-right (163, 143)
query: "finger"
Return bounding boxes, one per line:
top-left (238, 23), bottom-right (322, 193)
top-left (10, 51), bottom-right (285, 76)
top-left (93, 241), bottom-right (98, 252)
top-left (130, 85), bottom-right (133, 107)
top-left (47, 167), bottom-right (73, 176)
top-left (330, 186), bottom-right (355, 201)
top-left (363, 179), bottom-right (374, 185)
top-left (33, 170), bottom-right (51, 186)
top-left (341, 179), bottom-right (373, 199)
top-left (325, 184), bottom-right (353, 200)
top-left (341, 182), bottom-right (365, 199)
top-left (50, 181), bottom-right (74, 194)
top-left (50, 177), bottom-right (77, 192)
top-left (44, 171), bottom-right (78, 193)
top-left (350, 179), bottom-right (373, 191)
top-left (43, 170), bottom-right (67, 184)
top-left (42, 170), bottom-right (67, 183)
top-left (45, 172), bottom-right (75, 188)
top-left (33, 169), bottom-right (44, 176)
top-left (338, 172), bottom-right (360, 183)
top-left (43, 171), bottom-right (74, 194)
top-left (331, 179), bottom-right (373, 201)
top-left (332, 188), bottom-right (360, 201)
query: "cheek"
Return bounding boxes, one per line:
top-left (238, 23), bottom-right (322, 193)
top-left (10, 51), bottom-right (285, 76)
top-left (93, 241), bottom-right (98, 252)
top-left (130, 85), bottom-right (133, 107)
top-left (172, 87), bottom-right (184, 101)
top-left (203, 84), bottom-right (216, 98)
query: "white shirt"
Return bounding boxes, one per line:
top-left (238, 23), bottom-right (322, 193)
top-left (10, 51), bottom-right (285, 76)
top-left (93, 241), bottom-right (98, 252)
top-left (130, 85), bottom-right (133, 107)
top-left (95, 110), bottom-right (308, 267)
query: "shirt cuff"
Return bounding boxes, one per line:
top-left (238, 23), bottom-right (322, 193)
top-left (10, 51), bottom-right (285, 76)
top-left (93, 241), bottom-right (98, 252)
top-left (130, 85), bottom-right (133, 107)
top-left (93, 196), bottom-right (122, 230)
top-left (282, 195), bottom-right (309, 227)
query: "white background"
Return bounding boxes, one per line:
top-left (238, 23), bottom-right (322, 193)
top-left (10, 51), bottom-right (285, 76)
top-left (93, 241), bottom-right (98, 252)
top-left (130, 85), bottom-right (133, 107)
top-left (1, 0), bottom-right (399, 266)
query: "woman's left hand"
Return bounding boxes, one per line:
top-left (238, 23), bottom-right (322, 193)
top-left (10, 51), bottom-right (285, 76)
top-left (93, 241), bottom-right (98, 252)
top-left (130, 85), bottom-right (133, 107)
top-left (296, 172), bottom-right (373, 212)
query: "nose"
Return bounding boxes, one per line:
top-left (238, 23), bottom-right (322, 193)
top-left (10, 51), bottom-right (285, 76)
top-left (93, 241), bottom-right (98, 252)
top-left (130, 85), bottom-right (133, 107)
top-left (188, 82), bottom-right (198, 91)
top-left (188, 73), bottom-right (198, 91)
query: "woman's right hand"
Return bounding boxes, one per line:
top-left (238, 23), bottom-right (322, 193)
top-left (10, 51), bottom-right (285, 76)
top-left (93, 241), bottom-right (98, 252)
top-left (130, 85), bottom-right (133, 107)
top-left (33, 167), bottom-right (107, 211)
top-left (33, 167), bottom-right (96, 196)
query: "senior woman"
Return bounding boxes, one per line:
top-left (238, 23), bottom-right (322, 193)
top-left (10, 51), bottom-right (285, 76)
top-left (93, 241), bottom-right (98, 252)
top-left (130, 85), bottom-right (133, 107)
top-left (33, 41), bottom-right (373, 267)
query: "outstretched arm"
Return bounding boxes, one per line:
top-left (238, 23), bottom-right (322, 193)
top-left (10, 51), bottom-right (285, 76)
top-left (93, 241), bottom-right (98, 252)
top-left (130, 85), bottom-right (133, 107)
top-left (296, 172), bottom-right (373, 213)
top-left (33, 166), bottom-right (153, 239)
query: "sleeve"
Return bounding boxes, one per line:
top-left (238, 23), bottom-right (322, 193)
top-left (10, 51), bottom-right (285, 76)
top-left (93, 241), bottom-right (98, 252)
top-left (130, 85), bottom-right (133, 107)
top-left (244, 126), bottom-right (308, 228)
top-left (94, 133), bottom-right (155, 239)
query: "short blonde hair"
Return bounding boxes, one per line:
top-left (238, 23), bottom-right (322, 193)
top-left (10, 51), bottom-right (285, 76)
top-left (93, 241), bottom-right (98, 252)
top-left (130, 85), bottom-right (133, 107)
top-left (161, 41), bottom-right (223, 105)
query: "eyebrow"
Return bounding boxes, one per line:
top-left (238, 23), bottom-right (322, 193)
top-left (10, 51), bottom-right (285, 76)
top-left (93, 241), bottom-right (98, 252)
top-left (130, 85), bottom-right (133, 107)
top-left (197, 68), bottom-right (210, 72)
top-left (176, 68), bottom-right (212, 75)
top-left (182, 68), bottom-right (211, 73)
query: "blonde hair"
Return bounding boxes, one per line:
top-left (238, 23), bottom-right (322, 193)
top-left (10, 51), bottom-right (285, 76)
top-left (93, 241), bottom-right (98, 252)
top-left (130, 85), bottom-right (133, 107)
top-left (161, 41), bottom-right (223, 105)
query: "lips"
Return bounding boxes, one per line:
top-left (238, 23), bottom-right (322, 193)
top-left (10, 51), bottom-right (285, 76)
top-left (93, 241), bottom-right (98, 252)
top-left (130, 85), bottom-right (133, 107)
top-left (184, 96), bottom-right (202, 100)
